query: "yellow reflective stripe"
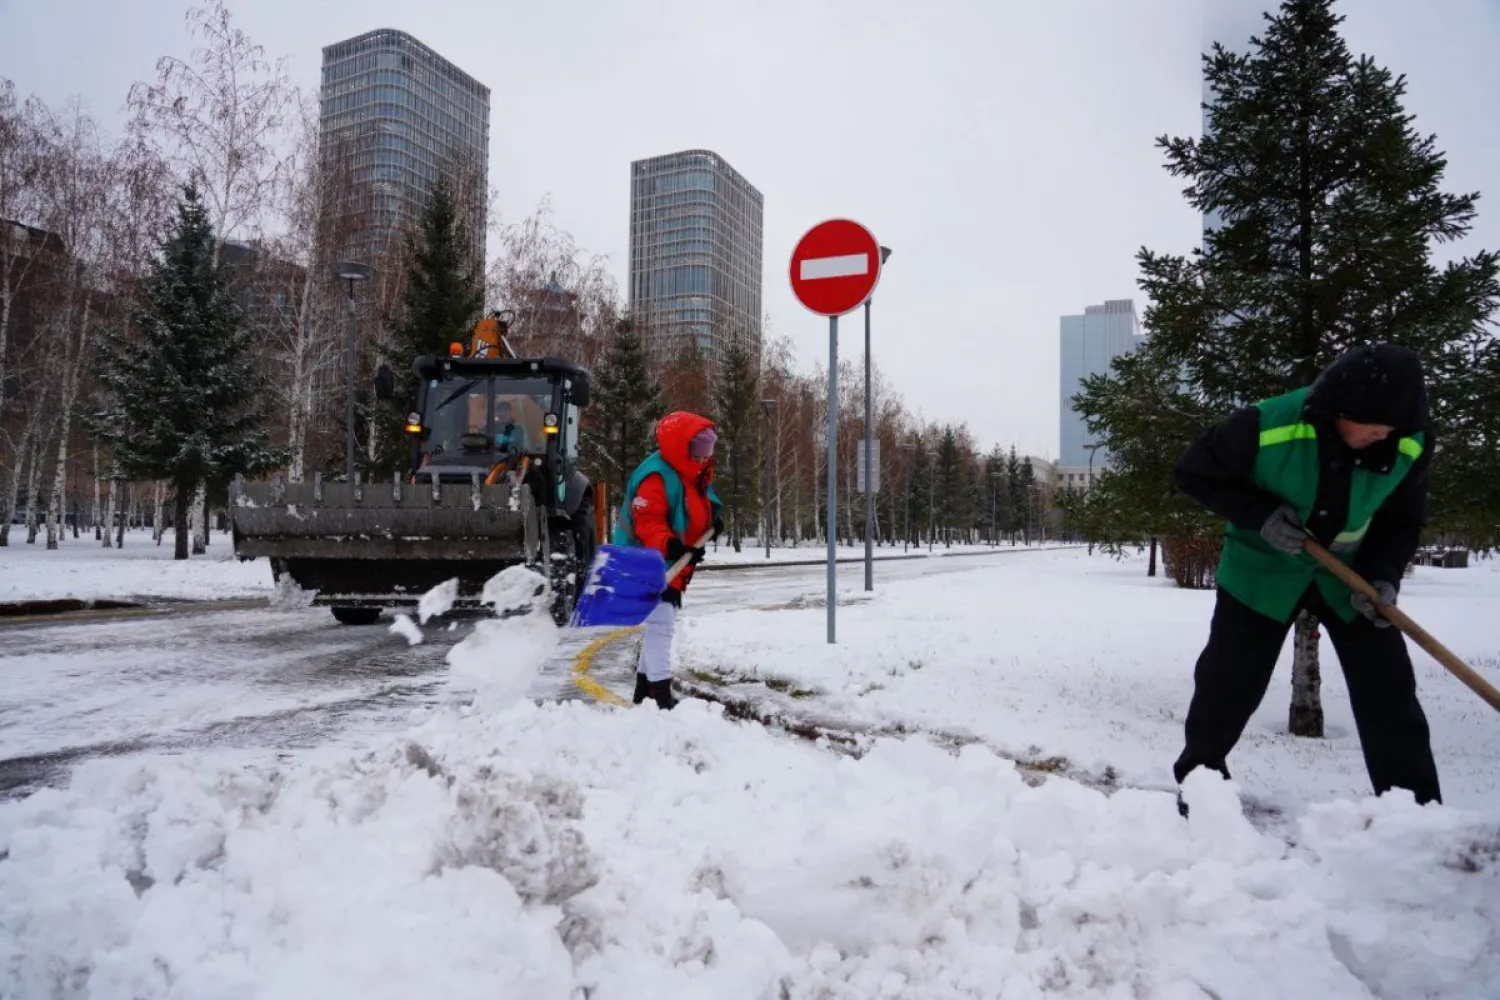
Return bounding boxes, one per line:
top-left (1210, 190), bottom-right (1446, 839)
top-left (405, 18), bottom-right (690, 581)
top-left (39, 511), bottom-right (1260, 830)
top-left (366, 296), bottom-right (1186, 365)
top-left (1259, 423), bottom-right (1317, 447)
top-left (1334, 520), bottom-right (1370, 545)
top-left (1398, 437), bottom-right (1423, 460)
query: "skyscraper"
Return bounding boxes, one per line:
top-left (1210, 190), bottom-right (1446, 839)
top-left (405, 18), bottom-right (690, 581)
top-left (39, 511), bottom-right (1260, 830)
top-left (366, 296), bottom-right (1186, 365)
top-left (319, 29), bottom-right (490, 260)
top-left (628, 149), bottom-right (764, 369)
top-left (1058, 299), bottom-right (1145, 476)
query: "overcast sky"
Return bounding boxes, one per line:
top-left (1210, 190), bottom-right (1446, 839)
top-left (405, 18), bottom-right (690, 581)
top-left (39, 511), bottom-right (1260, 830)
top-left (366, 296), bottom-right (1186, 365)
top-left (2, 0), bottom-right (1495, 459)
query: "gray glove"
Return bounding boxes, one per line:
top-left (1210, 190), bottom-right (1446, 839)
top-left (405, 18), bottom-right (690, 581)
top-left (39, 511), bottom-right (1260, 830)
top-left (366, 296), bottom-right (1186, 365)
top-left (1351, 580), bottom-right (1397, 628)
top-left (1259, 504), bottom-right (1307, 554)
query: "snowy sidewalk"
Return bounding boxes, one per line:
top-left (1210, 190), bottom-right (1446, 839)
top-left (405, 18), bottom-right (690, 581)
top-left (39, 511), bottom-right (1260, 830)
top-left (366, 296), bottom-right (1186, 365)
top-left (675, 548), bottom-right (1500, 816)
top-left (0, 530), bottom-right (269, 603)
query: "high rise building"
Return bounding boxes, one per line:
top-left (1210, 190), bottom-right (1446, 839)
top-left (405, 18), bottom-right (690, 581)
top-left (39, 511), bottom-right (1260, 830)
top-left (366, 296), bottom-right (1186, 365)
top-left (319, 29), bottom-right (490, 261)
top-left (1058, 299), bottom-right (1145, 478)
top-left (628, 149), bottom-right (764, 370)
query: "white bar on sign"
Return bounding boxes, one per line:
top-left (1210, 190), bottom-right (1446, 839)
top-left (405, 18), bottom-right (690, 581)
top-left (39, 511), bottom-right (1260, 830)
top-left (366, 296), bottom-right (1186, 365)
top-left (800, 253), bottom-right (869, 280)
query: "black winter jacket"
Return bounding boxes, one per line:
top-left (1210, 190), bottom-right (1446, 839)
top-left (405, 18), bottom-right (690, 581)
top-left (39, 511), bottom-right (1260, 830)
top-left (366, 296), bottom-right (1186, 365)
top-left (1174, 345), bottom-right (1432, 588)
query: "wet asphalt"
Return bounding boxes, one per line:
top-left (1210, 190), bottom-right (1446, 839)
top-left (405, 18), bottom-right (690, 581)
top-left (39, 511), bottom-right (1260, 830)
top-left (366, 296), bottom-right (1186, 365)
top-left (0, 548), bottom-right (1057, 798)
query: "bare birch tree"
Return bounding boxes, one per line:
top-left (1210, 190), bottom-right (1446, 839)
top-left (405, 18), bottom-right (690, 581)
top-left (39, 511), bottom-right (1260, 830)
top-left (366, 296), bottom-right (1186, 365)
top-left (126, 0), bottom-right (296, 263)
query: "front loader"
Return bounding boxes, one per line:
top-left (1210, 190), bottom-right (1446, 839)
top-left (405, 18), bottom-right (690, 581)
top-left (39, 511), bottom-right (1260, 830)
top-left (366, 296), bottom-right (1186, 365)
top-left (231, 313), bottom-right (605, 626)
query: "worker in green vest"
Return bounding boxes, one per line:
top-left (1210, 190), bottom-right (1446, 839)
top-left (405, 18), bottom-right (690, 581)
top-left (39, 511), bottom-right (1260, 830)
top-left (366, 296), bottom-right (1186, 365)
top-left (1172, 344), bottom-right (1441, 811)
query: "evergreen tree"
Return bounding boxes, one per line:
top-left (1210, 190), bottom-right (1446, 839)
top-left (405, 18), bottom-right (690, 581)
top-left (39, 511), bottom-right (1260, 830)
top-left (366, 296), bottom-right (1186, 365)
top-left (91, 184), bottom-right (284, 560)
top-left (908, 441), bottom-right (934, 547)
top-left (984, 444), bottom-right (1011, 543)
top-left (1075, 0), bottom-right (1499, 737)
top-left (371, 174), bottom-right (485, 476)
top-left (711, 334), bottom-right (761, 551)
top-left (587, 318), bottom-right (663, 516)
top-left (1078, 0), bottom-right (1498, 552)
top-left (658, 335), bottom-right (711, 416)
top-left (1005, 447), bottom-right (1035, 541)
top-left (934, 427), bottom-right (964, 547)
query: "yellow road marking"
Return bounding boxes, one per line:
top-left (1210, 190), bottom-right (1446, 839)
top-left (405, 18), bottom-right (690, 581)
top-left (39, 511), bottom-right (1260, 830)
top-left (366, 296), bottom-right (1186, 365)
top-left (571, 626), bottom-right (642, 706)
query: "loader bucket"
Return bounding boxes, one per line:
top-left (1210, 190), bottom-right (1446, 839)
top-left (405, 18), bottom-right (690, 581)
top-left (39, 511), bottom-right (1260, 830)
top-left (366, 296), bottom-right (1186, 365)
top-left (230, 470), bottom-right (542, 610)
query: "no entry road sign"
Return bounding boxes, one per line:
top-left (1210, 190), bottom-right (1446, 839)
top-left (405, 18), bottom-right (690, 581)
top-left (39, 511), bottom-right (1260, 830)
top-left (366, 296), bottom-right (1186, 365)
top-left (789, 219), bottom-right (882, 317)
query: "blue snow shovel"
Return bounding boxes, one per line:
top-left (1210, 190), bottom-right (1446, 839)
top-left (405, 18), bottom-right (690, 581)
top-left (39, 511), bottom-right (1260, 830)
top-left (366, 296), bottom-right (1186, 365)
top-left (570, 528), bottom-right (714, 628)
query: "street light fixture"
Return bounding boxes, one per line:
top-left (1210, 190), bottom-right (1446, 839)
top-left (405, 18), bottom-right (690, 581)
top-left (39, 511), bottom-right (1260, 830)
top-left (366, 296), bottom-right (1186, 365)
top-left (333, 261), bottom-right (374, 482)
top-left (761, 398), bottom-right (778, 560)
top-left (1084, 442), bottom-right (1105, 491)
top-left (862, 245), bottom-right (892, 591)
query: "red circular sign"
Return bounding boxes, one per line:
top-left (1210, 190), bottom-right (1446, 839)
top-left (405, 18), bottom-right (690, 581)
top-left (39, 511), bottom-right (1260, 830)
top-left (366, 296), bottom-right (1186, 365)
top-left (789, 219), bottom-right (882, 317)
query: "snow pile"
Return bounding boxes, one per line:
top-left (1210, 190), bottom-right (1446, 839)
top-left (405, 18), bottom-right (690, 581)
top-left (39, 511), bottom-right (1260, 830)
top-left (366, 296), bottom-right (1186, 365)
top-left (0, 530), bottom-right (271, 603)
top-left (418, 577), bottom-right (460, 623)
top-left (4, 685), bottom-right (1499, 996)
top-left (445, 566), bottom-right (558, 713)
top-left (388, 614), bottom-right (423, 645)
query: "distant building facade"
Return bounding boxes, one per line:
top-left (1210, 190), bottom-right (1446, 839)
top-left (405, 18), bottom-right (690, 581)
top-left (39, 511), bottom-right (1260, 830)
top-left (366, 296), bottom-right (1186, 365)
top-left (319, 29), bottom-right (490, 261)
top-left (628, 149), bottom-right (763, 370)
top-left (1058, 298), bottom-right (1145, 471)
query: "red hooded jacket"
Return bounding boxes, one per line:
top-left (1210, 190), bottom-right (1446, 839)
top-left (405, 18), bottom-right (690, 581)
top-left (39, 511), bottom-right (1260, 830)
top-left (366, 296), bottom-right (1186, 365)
top-left (631, 411), bottom-right (717, 592)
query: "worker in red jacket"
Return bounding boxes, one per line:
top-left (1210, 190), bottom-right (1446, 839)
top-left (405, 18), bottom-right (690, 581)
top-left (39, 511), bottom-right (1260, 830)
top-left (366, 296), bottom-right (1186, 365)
top-left (613, 411), bottom-right (724, 709)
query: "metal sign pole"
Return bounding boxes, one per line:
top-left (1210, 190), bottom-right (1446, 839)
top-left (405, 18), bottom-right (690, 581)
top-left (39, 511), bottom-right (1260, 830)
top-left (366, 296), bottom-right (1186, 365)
top-left (863, 298), bottom-right (874, 592)
top-left (827, 314), bottom-right (839, 644)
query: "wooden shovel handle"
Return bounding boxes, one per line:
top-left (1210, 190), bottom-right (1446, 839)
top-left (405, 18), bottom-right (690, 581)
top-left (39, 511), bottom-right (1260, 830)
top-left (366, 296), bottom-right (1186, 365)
top-left (664, 529), bottom-right (717, 586)
top-left (1303, 538), bottom-right (1500, 714)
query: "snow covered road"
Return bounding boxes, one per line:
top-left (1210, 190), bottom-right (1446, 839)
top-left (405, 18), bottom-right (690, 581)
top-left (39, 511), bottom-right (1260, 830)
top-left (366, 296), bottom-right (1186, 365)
top-left (0, 547), bottom-right (1057, 797)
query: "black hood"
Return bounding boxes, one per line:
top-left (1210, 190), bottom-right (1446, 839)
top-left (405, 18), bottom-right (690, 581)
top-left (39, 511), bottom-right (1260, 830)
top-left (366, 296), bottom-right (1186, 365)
top-left (1303, 344), bottom-right (1428, 434)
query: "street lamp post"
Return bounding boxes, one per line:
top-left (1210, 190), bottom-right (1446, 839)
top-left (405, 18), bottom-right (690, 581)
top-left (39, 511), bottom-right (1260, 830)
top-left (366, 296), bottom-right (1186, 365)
top-left (899, 441), bottom-right (916, 552)
top-left (862, 245), bottom-right (892, 592)
top-left (761, 398), bottom-right (777, 560)
top-left (1084, 442), bottom-right (1104, 490)
top-left (334, 261), bottom-right (374, 482)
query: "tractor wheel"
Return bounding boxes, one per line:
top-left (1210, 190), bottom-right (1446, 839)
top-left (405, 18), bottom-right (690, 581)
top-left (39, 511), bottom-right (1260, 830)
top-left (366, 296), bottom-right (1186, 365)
top-left (331, 606), bottom-right (382, 626)
top-left (547, 528), bottom-right (579, 627)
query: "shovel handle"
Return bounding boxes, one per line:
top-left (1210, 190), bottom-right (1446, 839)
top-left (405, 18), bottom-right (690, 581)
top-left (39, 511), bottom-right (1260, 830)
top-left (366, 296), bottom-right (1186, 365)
top-left (664, 529), bottom-right (717, 587)
top-left (1303, 538), bottom-right (1500, 715)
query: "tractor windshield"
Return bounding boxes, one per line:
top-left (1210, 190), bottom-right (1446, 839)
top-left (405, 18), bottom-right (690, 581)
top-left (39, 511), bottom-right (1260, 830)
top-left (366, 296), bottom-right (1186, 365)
top-left (421, 375), bottom-right (556, 466)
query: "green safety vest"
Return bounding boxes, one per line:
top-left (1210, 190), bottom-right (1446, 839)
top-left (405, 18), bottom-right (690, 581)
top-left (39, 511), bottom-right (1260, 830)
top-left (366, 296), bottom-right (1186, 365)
top-left (1215, 387), bottom-right (1424, 623)
top-left (613, 452), bottom-right (723, 546)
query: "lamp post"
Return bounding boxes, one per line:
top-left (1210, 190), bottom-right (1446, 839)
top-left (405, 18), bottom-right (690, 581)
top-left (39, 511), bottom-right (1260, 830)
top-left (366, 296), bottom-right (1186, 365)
top-left (334, 261), bottom-right (374, 482)
top-left (862, 245), bottom-right (892, 592)
top-left (1084, 442), bottom-right (1104, 491)
top-left (761, 398), bottom-right (778, 560)
top-left (899, 441), bottom-right (916, 552)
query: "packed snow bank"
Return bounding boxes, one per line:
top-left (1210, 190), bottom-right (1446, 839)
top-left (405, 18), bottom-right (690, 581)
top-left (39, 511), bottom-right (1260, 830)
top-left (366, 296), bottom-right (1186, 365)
top-left (3, 693), bottom-right (1498, 998)
top-left (703, 539), bottom-right (1067, 565)
top-left (0, 530), bottom-right (271, 602)
top-left (677, 548), bottom-right (1500, 814)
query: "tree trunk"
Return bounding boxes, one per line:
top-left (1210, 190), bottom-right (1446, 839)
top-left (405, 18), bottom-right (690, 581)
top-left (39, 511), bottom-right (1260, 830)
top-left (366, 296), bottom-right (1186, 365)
top-left (153, 482), bottom-right (167, 546)
top-left (115, 480), bottom-right (126, 548)
top-left (1148, 536), bottom-right (1158, 578)
top-left (92, 443), bottom-right (103, 541)
top-left (103, 467), bottom-right (120, 548)
top-left (1288, 611), bottom-right (1324, 738)
top-left (0, 418), bottom-right (38, 547)
top-left (24, 425), bottom-right (49, 544)
top-left (173, 483), bottom-right (192, 560)
top-left (190, 481), bottom-right (207, 554)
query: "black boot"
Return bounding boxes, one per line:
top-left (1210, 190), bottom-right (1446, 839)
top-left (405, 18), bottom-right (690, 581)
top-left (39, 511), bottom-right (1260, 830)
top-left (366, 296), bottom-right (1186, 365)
top-left (633, 672), bottom-right (650, 705)
top-left (646, 679), bottom-right (678, 711)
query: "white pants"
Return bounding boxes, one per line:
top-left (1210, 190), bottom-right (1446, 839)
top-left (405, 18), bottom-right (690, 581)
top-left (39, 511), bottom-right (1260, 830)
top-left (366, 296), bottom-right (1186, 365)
top-left (638, 600), bottom-right (677, 682)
